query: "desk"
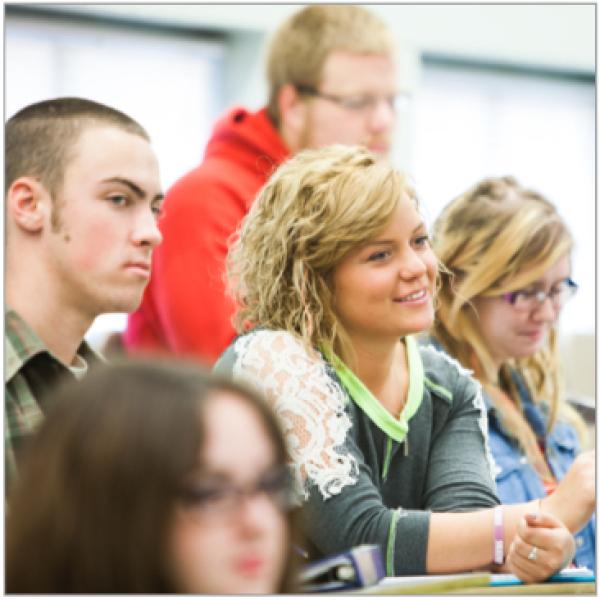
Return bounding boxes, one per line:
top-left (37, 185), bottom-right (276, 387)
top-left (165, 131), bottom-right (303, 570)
top-left (449, 582), bottom-right (595, 595)
top-left (352, 574), bottom-right (595, 595)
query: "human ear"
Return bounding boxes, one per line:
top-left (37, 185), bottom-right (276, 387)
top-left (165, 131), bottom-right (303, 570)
top-left (278, 84), bottom-right (308, 137)
top-left (6, 177), bottom-right (50, 233)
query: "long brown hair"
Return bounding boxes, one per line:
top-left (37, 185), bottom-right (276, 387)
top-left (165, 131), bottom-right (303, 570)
top-left (6, 359), bottom-right (297, 593)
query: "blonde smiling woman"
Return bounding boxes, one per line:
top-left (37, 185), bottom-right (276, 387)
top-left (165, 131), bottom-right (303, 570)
top-left (215, 145), bottom-right (594, 581)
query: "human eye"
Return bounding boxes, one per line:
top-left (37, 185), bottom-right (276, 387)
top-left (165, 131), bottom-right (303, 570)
top-left (259, 468), bottom-right (288, 494)
top-left (151, 201), bottom-right (164, 218)
top-left (342, 96), bottom-right (370, 111)
top-left (107, 194), bottom-right (129, 207)
top-left (412, 234), bottom-right (430, 249)
top-left (516, 287), bottom-right (538, 300)
top-left (367, 249), bottom-right (391, 262)
top-left (258, 468), bottom-right (292, 509)
top-left (182, 485), bottom-right (230, 509)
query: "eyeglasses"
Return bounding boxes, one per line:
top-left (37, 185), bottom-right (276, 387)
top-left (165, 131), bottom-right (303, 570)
top-left (178, 467), bottom-right (294, 521)
top-left (295, 84), bottom-right (410, 113)
top-left (502, 278), bottom-right (578, 311)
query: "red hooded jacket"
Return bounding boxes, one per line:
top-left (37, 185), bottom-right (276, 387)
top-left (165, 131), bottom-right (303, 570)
top-left (123, 107), bottom-right (290, 364)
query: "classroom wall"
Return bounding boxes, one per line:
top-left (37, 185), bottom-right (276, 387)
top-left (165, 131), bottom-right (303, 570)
top-left (34, 4), bottom-right (595, 110)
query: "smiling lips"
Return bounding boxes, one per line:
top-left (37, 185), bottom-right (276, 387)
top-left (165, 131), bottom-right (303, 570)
top-left (394, 288), bottom-right (428, 303)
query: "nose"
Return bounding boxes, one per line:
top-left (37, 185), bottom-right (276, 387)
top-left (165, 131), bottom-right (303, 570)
top-left (531, 296), bottom-right (559, 322)
top-left (368, 97), bottom-right (396, 133)
top-left (132, 207), bottom-right (163, 248)
top-left (398, 248), bottom-right (427, 280)
top-left (236, 492), bottom-right (278, 536)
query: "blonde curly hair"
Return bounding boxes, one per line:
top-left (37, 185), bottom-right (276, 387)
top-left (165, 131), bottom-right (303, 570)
top-left (227, 145), bottom-right (417, 366)
top-left (431, 176), bottom-right (585, 441)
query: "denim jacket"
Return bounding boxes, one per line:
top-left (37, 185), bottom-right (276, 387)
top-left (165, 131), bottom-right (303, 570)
top-left (486, 371), bottom-right (596, 572)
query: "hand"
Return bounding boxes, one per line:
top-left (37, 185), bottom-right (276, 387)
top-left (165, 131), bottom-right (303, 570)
top-left (506, 511), bottom-right (575, 584)
top-left (546, 450), bottom-right (595, 531)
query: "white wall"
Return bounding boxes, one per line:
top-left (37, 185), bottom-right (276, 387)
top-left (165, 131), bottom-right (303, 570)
top-left (34, 4), bottom-right (595, 112)
top-left (38, 4), bottom-right (595, 72)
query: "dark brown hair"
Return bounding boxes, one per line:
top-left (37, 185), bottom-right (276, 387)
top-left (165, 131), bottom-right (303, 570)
top-left (5, 96), bottom-right (149, 196)
top-left (5, 359), bottom-right (297, 593)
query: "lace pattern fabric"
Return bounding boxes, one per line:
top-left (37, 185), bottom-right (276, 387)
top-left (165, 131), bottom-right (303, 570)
top-left (231, 330), bottom-right (359, 501)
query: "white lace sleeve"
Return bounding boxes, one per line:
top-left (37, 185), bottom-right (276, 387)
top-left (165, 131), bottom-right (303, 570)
top-left (230, 330), bottom-right (359, 501)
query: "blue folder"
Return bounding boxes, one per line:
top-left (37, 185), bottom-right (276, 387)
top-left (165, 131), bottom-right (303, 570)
top-left (490, 567), bottom-right (595, 586)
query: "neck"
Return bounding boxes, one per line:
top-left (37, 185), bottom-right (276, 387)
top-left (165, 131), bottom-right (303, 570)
top-left (278, 121), bottom-right (302, 155)
top-left (349, 333), bottom-right (405, 391)
top-left (348, 334), bottom-right (408, 418)
top-left (6, 250), bottom-right (93, 365)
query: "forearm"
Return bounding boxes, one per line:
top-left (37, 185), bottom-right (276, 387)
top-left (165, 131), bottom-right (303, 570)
top-left (541, 490), bottom-right (594, 534)
top-left (427, 501), bottom-right (540, 572)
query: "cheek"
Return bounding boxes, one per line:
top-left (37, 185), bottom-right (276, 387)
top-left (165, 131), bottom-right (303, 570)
top-left (479, 307), bottom-right (518, 346)
top-left (168, 517), bottom-right (226, 593)
top-left (68, 219), bottom-right (120, 271)
top-left (426, 254), bottom-right (438, 287)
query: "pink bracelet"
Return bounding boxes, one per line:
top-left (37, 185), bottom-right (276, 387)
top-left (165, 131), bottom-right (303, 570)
top-left (493, 506), bottom-right (504, 565)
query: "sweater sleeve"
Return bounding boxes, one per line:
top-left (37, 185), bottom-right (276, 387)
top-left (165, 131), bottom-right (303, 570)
top-left (423, 372), bottom-right (499, 513)
top-left (224, 331), bottom-right (497, 575)
top-left (150, 170), bottom-right (245, 363)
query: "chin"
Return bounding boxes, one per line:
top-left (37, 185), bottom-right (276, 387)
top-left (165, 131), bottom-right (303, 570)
top-left (224, 575), bottom-right (277, 595)
top-left (108, 291), bottom-right (146, 314)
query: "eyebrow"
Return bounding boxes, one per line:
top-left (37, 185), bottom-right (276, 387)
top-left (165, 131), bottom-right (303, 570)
top-left (365, 221), bottom-right (427, 246)
top-left (101, 177), bottom-right (164, 202)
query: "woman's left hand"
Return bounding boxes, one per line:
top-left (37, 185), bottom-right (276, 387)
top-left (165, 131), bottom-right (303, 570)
top-left (505, 511), bottom-right (575, 583)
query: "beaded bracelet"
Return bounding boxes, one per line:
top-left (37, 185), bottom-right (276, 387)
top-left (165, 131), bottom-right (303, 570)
top-left (493, 505), bottom-right (504, 565)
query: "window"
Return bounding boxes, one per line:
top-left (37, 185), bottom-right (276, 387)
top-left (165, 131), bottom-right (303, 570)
top-left (411, 61), bottom-right (594, 337)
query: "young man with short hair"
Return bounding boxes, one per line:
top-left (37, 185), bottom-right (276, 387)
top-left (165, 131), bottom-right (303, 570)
top-left (124, 5), bottom-right (401, 364)
top-left (5, 97), bottom-right (164, 490)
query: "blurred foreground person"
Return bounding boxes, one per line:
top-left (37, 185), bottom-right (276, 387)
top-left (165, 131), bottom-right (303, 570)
top-left (431, 176), bottom-right (595, 571)
top-left (6, 360), bottom-right (296, 593)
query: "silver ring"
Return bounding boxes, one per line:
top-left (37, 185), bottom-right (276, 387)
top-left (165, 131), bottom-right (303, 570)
top-left (527, 546), bottom-right (538, 562)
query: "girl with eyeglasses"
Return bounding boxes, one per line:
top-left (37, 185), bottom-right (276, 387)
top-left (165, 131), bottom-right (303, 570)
top-left (431, 176), bottom-right (595, 572)
top-left (215, 146), bottom-right (593, 583)
top-left (5, 360), bottom-right (298, 593)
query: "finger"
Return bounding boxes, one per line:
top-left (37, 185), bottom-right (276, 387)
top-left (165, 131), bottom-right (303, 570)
top-left (523, 510), bottom-right (565, 529)
top-left (506, 547), bottom-right (546, 583)
top-left (518, 523), bottom-right (576, 565)
top-left (518, 522), bottom-right (567, 549)
top-left (507, 540), bottom-right (556, 584)
top-left (511, 536), bottom-right (544, 563)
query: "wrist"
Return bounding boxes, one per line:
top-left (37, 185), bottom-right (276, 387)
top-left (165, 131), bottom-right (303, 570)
top-left (492, 505), bottom-right (504, 565)
top-left (541, 493), bottom-right (578, 532)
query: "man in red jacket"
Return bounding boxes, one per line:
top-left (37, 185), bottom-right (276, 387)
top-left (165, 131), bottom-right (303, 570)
top-left (124, 5), bottom-right (400, 364)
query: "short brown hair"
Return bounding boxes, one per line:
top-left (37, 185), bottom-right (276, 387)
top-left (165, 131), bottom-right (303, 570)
top-left (6, 359), bottom-right (297, 593)
top-left (266, 5), bottom-right (395, 126)
top-left (5, 96), bottom-right (149, 196)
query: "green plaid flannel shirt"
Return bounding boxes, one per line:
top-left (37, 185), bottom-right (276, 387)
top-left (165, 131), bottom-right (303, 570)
top-left (5, 308), bottom-right (100, 496)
